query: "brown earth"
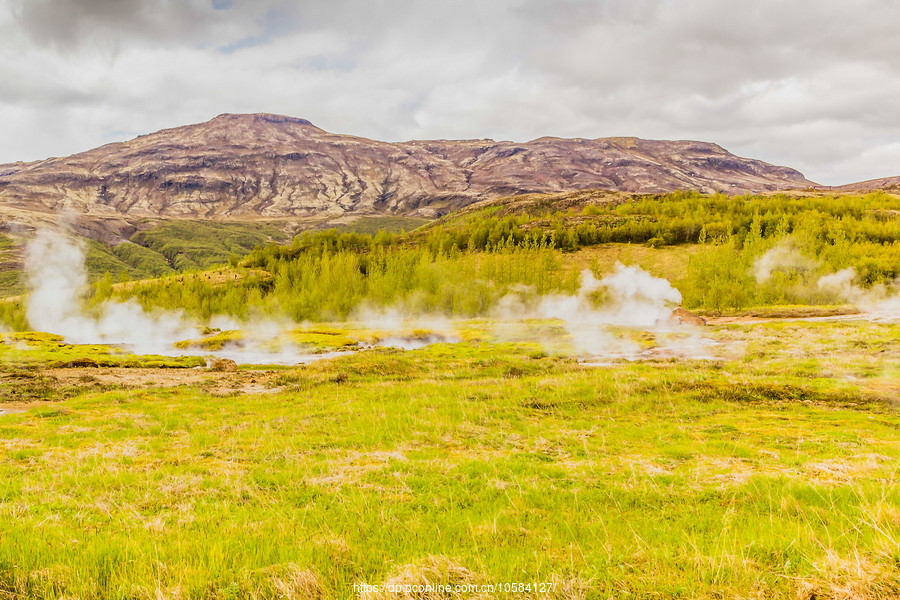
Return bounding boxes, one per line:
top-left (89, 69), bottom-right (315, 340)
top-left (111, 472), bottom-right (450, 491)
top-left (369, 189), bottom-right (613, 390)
top-left (670, 307), bottom-right (707, 326)
top-left (0, 113), bottom-right (816, 225)
top-left (53, 366), bottom-right (282, 396)
top-left (0, 367), bottom-right (285, 404)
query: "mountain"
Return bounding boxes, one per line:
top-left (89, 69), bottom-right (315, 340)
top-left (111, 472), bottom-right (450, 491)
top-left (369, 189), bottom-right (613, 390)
top-left (0, 162), bottom-right (37, 177)
top-left (828, 176), bottom-right (900, 193)
top-left (0, 113), bottom-right (815, 221)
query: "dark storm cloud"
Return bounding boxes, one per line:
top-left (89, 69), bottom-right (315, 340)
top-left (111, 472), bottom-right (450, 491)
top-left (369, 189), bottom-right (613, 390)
top-left (2, 0), bottom-right (900, 184)
top-left (11, 0), bottom-right (218, 48)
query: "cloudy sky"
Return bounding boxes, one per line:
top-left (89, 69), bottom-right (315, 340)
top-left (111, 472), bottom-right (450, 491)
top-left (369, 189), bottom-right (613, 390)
top-left (1, 0), bottom-right (899, 185)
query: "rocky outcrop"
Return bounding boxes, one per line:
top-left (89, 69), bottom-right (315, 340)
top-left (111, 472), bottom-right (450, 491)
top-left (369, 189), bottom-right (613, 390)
top-left (670, 307), bottom-right (707, 326)
top-left (0, 113), bottom-right (816, 220)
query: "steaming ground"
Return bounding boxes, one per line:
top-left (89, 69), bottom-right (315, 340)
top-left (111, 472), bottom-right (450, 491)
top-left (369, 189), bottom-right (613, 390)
top-left (754, 241), bottom-right (900, 320)
top-left (25, 228), bottom-right (897, 367)
top-left (20, 229), bottom-right (725, 364)
top-left (491, 264), bottom-right (720, 362)
top-left (25, 230), bottom-right (197, 353)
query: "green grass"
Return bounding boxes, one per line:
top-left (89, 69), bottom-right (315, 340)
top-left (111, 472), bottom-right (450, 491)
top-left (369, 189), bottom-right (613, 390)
top-left (111, 240), bottom-right (177, 277)
top-left (697, 304), bottom-right (861, 318)
top-left (0, 234), bottom-right (23, 297)
top-left (84, 239), bottom-right (151, 281)
top-left (84, 219), bottom-right (292, 282)
top-left (0, 332), bottom-right (204, 370)
top-left (333, 216), bottom-right (430, 235)
top-left (0, 271), bottom-right (20, 299)
top-left (0, 319), bottom-right (897, 599)
top-left (130, 220), bottom-right (289, 271)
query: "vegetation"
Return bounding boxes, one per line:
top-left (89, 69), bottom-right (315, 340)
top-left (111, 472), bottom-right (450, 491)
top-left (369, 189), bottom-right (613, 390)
top-left (129, 220), bottom-right (289, 272)
top-left (0, 234), bottom-right (22, 298)
top-left (38, 191), bottom-right (889, 325)
top-left (421, 190), bottom-right (898, 254)
top-left (0, 319), bottom-right (897, 599)
top-left (1, 191), bottom-right (896, 324)
top-left (0, 221), bottom-right (291, 299)
top-left (330, 215), bottom-right (431, 236)
top-left (0, 191), bottom-right (897, 598)
top-left (0, 332), bottom-right (204, 369)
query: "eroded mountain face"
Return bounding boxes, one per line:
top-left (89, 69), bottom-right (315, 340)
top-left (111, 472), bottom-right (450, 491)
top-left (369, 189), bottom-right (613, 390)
top-left (0, 113), bottom-right (815, 219)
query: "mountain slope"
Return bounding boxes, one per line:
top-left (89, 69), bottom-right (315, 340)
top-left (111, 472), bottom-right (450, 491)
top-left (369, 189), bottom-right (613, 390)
top-left (829, 176), bottom-right (900, 193)
top-left (0, 113), bottom-right (815, 220)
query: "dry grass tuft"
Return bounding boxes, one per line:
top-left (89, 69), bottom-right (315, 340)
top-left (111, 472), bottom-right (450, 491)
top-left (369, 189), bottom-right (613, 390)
top-left (541, 576), bottom-right (592, 600)
top-left (359, 555), bottom-right (483, 600)
top-left (125, 583), bottom-right (186, 600)
top-left (796, 550), bottom-right (900, 600)
top-left (262, 564), bottom-right (324, 600)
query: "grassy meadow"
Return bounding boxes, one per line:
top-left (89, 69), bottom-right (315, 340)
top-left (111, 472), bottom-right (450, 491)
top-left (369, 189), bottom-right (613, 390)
top-left (0, 318), bottom-right (898, 599)
top-left (0, 190), bottom-right (897, 598)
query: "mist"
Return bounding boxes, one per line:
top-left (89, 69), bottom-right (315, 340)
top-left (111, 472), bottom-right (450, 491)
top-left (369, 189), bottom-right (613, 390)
top-left (753, 242), bottom-right (816, 283)
top-left (21, 229), bottom-right (463, 362)
top-left (22, 229), bottom-right (334, 362)
top-left (351, 306), bottom-right (461, 349)
top-left (748, 240), bottom-right (900, 319)
top-left (817, 267), bottom-right (900, 318)
top-left (22, 229), bottom-right (718, 364)
top-left (493, 263), bottom-right (715, 360)
top-left (25, 229), bottom-right (197, 353)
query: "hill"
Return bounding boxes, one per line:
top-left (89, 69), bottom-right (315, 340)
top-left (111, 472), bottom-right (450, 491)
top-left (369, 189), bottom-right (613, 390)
top-left (0, 113), bottom-right (815, 224)
top-left (828, 175), bottom-right (900, 193)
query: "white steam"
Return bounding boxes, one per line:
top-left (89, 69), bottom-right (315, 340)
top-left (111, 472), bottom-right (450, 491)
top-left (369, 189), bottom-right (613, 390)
top-left (493, 264), bottom-right (681, 326)
top-left (21, 228), bottom-right (461, 362)
top-left (22, 230), bottom-right (719, 364)
top-left (352, 306), bottom-right (461, 349)
top-left (536, 264), bottom-right (682, 327)
top-left (539, 265), bottom-right (681, 357)
top-left (817, 268), bottom-right (864, 302)
top-left (753, 243), bottom-right (816, 283)
top-left (817, 267), bottom-right (900, 319)
top-left (494, 263), bottom-right (714, 360)
top-left (25, 229), bottom-right (197, 352)
top-left (751, 242), bottom-right (899, 320)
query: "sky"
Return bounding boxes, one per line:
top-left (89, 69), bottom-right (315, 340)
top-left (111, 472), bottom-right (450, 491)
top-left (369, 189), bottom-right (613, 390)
top-left (1, 0), bottom-right (899, 185)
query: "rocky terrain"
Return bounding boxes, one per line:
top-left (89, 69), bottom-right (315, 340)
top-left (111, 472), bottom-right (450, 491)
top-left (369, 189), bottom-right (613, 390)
top-left (0, 113), bottom-right (816, 222)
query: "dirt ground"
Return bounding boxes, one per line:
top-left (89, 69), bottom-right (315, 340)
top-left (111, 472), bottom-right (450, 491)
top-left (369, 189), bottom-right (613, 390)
top-left (54, 366), bottom-right (284, 395)
top-left (0, 366), bottom-right (285, 410)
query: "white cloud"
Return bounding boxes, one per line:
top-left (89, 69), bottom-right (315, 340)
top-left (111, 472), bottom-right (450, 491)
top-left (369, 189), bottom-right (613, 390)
top-left (1, 0), bottom-right (900, 185)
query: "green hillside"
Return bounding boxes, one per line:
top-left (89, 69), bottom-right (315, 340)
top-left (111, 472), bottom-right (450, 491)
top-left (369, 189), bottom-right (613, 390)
top-left (1, 190), bottom-right (897, 326)
top-left (0, 220), bottom-right (291, 298)
top-left (99, 190), bottom-right (900, 322)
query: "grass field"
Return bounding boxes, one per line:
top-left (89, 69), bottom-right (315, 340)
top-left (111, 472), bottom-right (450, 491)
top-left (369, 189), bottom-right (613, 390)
top-left (0, 317), bottom-right (897, 599)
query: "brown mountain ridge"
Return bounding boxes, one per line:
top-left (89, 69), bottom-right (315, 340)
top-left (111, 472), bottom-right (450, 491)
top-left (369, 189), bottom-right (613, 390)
top-left (0, 113), bottom-right (817, 222)
top-left (827, 176), bottom-right (900, 193)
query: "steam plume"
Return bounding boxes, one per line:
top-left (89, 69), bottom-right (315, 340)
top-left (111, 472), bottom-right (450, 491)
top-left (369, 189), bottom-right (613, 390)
top-left (753, 242), bottom-right (816, 283)
top-left (494, 263), bottom-right (710, 359)
top-left (25, 229), bottom-right (197, 352)
top-left (352, 306), bottom-right (461, 349)
top-left (817, 267), bottom-right (900, 319)
top-left (513, 264), bottom-right (683, 327)
top-left (22, 230), bottom-right (718, 363)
